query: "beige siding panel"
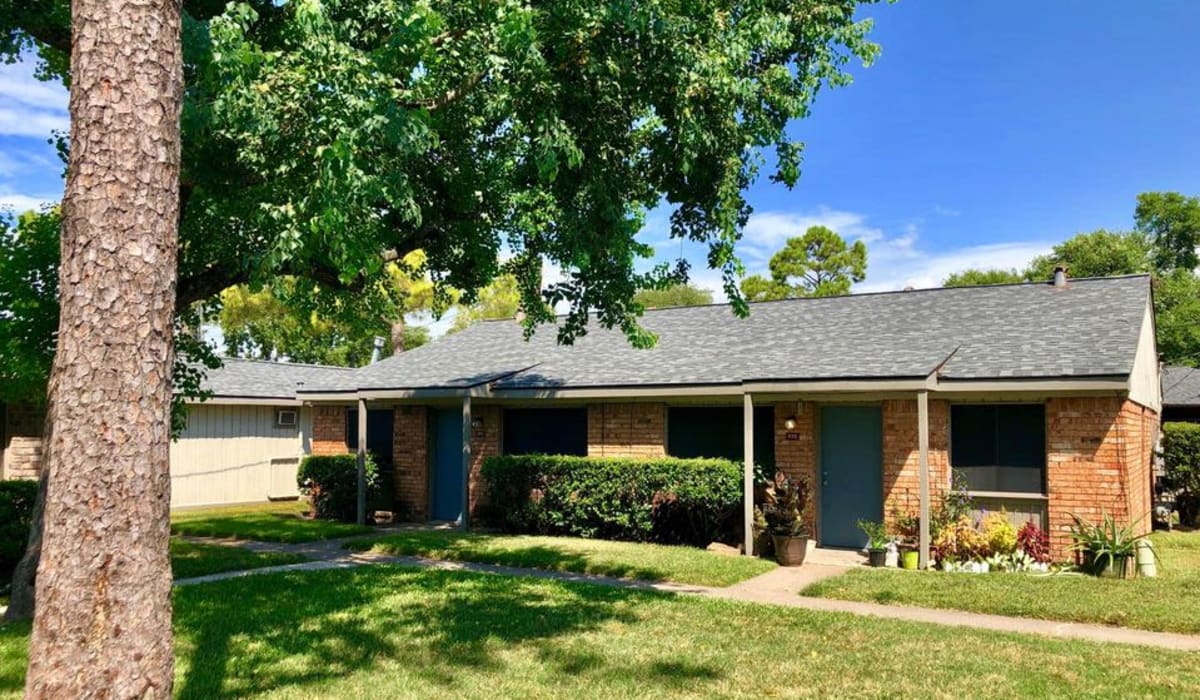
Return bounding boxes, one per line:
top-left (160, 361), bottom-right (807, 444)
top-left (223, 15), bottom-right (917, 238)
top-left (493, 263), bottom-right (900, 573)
top-left (1128, 301), bottom-right (1161, 412)
top-left (170, 404), bottom-right (307, 507)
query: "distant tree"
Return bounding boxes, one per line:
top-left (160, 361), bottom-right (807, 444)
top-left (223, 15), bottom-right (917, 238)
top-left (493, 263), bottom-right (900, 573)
top-left (451, 275), bottom-right (523, 332)
top-left (1155, 271), bottom-right (1200, 367)
top-left (741, 226), bottom-right (867, 300)
top-left (633, 284), bottom-right (714, 309)
top-left (942, 268), bottom-right (1024, 287)
top-left (0, 210), bottom-right (59, 404)
top-left (1024, 229), bottom-right (1152, 281)
top-left (1136, 192), bottom-right (1200, 272)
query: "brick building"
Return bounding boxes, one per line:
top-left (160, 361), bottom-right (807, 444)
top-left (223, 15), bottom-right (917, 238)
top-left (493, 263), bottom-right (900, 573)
top-left (297, 274), bottom-right (1162, 562)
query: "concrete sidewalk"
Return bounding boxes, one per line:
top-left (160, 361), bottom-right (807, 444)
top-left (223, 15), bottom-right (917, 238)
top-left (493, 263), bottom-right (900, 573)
top-left (175, 534), bottom-right (1200, 652)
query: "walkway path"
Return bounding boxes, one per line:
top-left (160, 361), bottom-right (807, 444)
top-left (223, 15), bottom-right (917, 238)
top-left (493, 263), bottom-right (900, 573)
top-left (175, 534), bottom-right (1200, 652)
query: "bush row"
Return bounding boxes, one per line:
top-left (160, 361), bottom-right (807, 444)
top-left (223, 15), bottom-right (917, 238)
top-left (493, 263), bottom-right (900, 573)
top-left (480, 454), bottom-right (742, 546)
top-left (297, 454), bottom-right (380, 522)
top-left (1, 479), bottom-right (38, 585)
top-left (1162, 421), bottom-right (1200, 526)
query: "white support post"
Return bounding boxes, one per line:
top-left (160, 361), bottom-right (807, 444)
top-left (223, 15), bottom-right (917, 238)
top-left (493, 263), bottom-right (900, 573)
top-left (743, 393), bottom-right (755, 557)
top-left (460, 395), bottom-right (472, 531)
top-left (917, 390), bottom-right (931, 569)
top-left (356, 398), bottom-right (368, 526)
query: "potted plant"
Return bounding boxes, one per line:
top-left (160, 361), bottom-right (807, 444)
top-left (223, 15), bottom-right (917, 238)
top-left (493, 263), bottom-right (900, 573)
top-left (892, 510), bottom-right (921, 569)
top-left (1069, 513), bottom-right (1154, 579)
top-left (858, 519), bottom-right (891, 567)
top-left (762, 471), bottom-right (812, 566)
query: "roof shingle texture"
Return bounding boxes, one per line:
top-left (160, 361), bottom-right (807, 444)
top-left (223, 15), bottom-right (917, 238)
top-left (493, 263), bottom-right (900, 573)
top-left (201, 358), bottom-right (355, 399)
top-left (1163, 366), bottom-right (1200, 407)
top-left (299, 275), bottom-right (1150, 393)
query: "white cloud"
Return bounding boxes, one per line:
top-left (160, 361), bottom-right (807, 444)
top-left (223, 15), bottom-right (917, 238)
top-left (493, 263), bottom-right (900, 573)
top-left (0, 189), bottom-right (57, 213)
top-left (933, 204), bottom-right (961, 217)
top-left (0, 60), bottom-right (69, 137)
top-left (856, 239), bottom-right (1052, 293)
top-left (740, 208), bottom-right (885, 264)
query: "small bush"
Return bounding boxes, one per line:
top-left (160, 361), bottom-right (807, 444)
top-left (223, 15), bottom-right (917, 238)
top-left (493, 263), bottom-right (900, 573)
top-left (1016, 522), bottom-right (1051, 563)
top-left (979, 511), bottom-right (1017, 556)
top-left (480, 454), bottom-right (742, 547)
top-left (1162, 422), bottom-right (1200, 526)
top-left (0, 479), bottom-right (38, 584)
top-left (297, 454), bottom-right (380, 522)
top-left (933, 515), bottom-right (986, 563)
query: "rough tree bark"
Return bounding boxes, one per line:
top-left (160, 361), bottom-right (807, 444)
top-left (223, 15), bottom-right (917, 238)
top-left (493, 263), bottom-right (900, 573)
top-left (23, 0), bottom-right (183, 695)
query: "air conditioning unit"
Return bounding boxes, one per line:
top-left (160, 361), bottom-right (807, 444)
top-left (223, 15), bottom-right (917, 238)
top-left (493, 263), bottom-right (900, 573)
top-left (275, 408), bottom-right (298, 428)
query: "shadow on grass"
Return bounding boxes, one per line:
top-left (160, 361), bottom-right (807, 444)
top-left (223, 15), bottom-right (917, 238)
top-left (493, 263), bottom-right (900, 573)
top-left (353, 532), bottom-right (691, 583)
top-left (173, 564), bottom-right (714, 699)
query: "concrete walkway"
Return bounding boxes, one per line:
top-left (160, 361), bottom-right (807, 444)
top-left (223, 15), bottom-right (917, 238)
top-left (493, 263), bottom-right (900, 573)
top-left (175, 534), bottom-right (1200, 652)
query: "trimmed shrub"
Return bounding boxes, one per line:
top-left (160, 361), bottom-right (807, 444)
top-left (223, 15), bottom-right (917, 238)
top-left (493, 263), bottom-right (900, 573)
top-left (1162, 422), bottom-right (1200, 526)
top-left (979, 511), bottom-right (1017, 556)
top-left (0, 479), bottom-right (38, 585)
top-left (297, 454), bottom-right (380, 522)
top-left (480, 454), bottom-right (742, 546)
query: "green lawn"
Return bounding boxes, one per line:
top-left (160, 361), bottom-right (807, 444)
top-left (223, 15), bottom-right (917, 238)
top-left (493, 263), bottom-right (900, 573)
top-left (802, 530), bottom-right (1200, 634)
top-left (2, 565), bottom-right (1199, 699)
top-left (170, 501), bottom-right (371, 544)
top-left (170, 539), bottom-right (308, 580)
top-left (346, 531), bottom-right (776, 587)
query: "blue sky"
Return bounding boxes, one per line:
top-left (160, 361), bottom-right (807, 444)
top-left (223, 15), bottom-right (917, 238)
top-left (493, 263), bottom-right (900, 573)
top-left (3, 0), bottom-right (1200, 305)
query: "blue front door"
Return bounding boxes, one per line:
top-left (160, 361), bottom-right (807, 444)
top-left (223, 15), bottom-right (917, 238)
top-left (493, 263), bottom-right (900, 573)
top-left (431, 408), bottom-right (463, 522)
top-left (819, 405), bottom-right (883, 548)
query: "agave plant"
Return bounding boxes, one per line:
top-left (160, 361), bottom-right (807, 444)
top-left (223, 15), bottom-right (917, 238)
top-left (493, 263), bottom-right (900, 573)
top-left (1068, 512), bottom-right (1155, 576)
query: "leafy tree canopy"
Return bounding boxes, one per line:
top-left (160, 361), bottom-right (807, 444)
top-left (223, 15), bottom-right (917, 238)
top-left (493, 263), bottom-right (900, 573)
top-left (942, 268), bottom-right (1023, 288)
top-left (1024, 229), bottom-right (1152, 281)
top-left (740, 225), bottom-right (867, 300)
top-left (633, 283), bottom-right (714, 309)
top-left (451, 274), bottom-right (522, 333)
top-left (2, 0), bottom-right (883, 349)
top-left (1136, 191), bottom-right (1200, 272)
top-left (0, 210), bottom-right (59, 404)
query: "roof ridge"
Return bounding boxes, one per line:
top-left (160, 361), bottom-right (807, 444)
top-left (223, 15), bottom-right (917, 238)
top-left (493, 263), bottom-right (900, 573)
top-left (218, 356), bottom-right (357, 371)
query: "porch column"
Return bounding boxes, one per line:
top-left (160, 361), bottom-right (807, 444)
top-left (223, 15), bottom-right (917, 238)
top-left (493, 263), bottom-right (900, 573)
top-left (917, 390), bottom-right (931, 568)
top-left (460, 395), bottom-right (472, 531)
top-left (356, 397), bottom-right (368, 526)
top-left (743, 393), bottom-right (755, 557)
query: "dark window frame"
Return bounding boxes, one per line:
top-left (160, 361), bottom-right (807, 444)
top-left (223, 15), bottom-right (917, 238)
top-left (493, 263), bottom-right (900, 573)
top-left (949, 402), bottom-right (1047, 495)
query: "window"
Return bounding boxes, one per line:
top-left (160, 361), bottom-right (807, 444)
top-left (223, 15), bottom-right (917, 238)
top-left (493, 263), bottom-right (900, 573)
top-left (503, 408), bottom-right (588, 456)
top-left (274, 408), bottom-right (298, 428)
top-left (667, 406), bottom-right (775, 470)
top-left (950, 404), bottom-right (1045, 493)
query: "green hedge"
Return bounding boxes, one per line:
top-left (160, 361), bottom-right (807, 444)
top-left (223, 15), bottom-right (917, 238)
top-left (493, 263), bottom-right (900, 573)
top-left (297, 454), bottom-right (380, 522)
top-left (480, 454), bottom-right (742, 547)
top-left (1163, 422), bottom-right (1200, 526)
top-left (0, 479), bottom-right (38, 585)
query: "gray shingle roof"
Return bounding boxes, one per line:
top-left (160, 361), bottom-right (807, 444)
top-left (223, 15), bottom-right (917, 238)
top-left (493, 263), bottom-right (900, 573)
top-left (298, 275), bottom-right (1151, 394)
top-left (201, 358), bottom-right (356, 399)
top-left (1163, 366), bottom-right (1200, 407)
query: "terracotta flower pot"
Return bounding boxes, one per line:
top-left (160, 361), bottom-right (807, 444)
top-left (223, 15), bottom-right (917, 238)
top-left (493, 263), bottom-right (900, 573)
top-left (773, 535), bottom-right (809, 566)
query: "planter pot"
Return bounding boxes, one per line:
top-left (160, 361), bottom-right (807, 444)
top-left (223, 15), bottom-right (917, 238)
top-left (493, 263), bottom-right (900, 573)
top-left (1099, 553), bottom-right (1134, 579)
top-left (773, 535), bottom-right (809, 566)
top-left (867, 549), bottom-right (888, 567)
top-left (900, 549), bottom-right (920, 570)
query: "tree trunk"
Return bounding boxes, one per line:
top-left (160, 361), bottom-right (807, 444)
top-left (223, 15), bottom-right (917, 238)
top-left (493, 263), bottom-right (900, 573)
top-left (23, 0), bottom-right (183, 695)
top-left (391, 318), bottom-right (405, 354)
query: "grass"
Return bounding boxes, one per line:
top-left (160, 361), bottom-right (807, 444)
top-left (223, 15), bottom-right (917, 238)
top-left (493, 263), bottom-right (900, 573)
top-left (170, 501), bottom-right (371, 544)
top-left (345, 530), bottom-right (776, 587)
top-left (802, 530), bottom-right (1200, 634)
top-left (170, 539), bottom-right (308, 580)
top-left (1, 565), bottom-right (1199, 698)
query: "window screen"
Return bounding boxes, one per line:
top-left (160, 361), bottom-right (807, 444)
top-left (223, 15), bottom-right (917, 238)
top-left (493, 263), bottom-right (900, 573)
top-left (951, 404), bottom-right (1045, 493)
top-left (503, 408), bottom-right (588, 456)
top-left (667, 406), bottom-right (775, 470)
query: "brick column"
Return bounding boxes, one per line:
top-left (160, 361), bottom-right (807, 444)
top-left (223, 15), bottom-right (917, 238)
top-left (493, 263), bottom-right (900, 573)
top-left (881, 399), bottom-right (949, 530)
top-left (468, 405), bottom-right (501, 516)
top-left (773, 401), bottom-right (816, 534)
top-left (392, 406), bottom-right (428, 520)
top-left (311, 405), bottom-right (349, 455)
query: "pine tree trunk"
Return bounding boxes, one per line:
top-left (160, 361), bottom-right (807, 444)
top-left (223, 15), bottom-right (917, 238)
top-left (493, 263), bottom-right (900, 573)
top-left (23, 0), bottom-right (183, 695)
top-left (390, 318), bottom-right (405, 353)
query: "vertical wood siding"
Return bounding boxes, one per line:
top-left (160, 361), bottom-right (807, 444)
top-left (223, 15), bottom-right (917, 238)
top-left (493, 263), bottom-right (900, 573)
top-left (169, 404), bottom-right (309, 507)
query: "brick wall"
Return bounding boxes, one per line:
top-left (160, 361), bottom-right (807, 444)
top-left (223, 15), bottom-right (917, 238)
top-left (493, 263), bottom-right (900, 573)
top-left (1045, 397), bottom-right (1156, 559)
top-left (772, 401), bottom-right (816, 532)
top-left (312, 406), bottom-right (348, 455)
top-left (881, 398), bottom-right (950, 530)
top-left (586, 403), bottom-right (666, 458)
top-left (392, 406), bottom-right (428, 519)
top-left (2, 402), bottom-right (46, 480)
top-left (468, 405), bottom-right (501, 515)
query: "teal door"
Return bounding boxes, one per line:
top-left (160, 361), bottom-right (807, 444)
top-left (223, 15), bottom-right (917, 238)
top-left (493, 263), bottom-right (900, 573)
top-left (431, 408), bottom-right (463, 522)
top-left (819, 405), bottom-right (883, 548)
